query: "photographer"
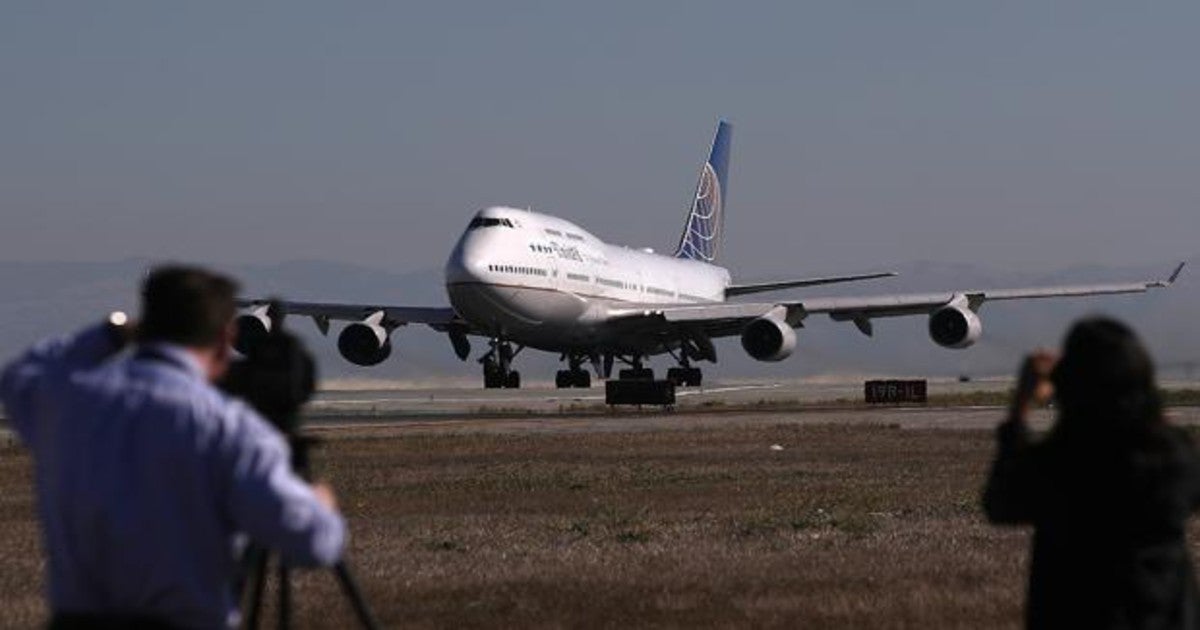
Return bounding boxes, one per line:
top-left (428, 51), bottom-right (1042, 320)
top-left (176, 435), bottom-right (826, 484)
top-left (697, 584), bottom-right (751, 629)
top-left (983, 317), bottom-right (1200, 629)
top-left (0, 266), bottom-right (345, 629)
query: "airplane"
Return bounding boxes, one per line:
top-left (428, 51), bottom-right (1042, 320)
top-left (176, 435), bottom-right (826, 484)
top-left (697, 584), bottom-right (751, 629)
top-left (235, 120), bottom-right (1184, 390)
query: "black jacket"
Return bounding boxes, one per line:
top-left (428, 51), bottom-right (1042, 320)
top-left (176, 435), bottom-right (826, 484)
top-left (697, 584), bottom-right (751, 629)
top-left (984, 420), bottom-right (1200, 629)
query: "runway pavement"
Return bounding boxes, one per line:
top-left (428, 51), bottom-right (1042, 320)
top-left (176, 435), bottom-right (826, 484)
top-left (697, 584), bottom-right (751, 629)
top-left (300, 377), bottom-right (1200, 436)
top-left (308, 376), bottom-right (1009, 416)
top-left (5, 377), bottom-right (1196, 441)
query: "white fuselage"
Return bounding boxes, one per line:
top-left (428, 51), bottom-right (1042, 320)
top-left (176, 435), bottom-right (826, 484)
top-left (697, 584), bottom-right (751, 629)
top-left (444, 206), bottom-right (731, 354)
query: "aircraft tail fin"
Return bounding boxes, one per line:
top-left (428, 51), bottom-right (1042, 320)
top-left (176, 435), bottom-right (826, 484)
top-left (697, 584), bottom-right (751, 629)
top-left (674, 120), bottom-right (732, 263)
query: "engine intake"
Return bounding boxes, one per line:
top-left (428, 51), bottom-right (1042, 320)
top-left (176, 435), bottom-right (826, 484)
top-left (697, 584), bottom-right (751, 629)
top-left (338, 321), bottom-right (393, 366)
top-left (234, 310), bottom-right (271, 356)
top-left (740, 314), bottom-right (797, 362)
top-left (928, 305), bottom-right (983, 349)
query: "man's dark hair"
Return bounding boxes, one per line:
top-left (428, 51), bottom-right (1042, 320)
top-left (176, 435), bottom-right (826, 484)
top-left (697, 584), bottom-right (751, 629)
top-left (139, 265), bottom-right (239, 346)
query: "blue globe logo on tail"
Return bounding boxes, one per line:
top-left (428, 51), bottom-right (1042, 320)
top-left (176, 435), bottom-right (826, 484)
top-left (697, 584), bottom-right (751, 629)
top-left (675, 120), bottom-right (732, 263)
top-left (676, 163), bottom-right (722, 262)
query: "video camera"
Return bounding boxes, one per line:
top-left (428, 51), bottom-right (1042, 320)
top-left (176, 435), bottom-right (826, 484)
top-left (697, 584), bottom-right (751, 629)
top-left (220, 302), bottom-right (380, 628)
top-left (220, 301), bottom-right (316, 435)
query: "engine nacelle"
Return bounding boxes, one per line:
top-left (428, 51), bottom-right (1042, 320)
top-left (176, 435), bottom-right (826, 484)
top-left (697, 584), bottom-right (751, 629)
top-left (337, 321), bottom-right (393, 366)
top-left (928, 304), bottom-right (983, 349)
top-left (234, 310), bottom-right (271, 356)
top-left (740, 314), bottom-right (797, 362)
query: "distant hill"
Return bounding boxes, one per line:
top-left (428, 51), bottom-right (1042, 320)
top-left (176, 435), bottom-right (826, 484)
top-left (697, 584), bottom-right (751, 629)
top-left (0, 257), bottom-right (1194, 383)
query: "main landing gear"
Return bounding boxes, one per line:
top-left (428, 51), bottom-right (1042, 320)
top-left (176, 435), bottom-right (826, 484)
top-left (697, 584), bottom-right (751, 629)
top-left (481, 339), bottom-right (522, 389)
top-left (555, 353), bottom-right (591, 389)
top-left (665, 349), bottom-right (703, 387)
top-left (484, 343), bottom-right (702, 392)
top-left (607, 354), bottom-right (703, 388)
top-left (666, 365), bottom-right (702, 387)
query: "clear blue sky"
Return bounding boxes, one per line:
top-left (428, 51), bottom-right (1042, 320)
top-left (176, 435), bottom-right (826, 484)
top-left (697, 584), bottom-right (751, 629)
top-left (2, 2), bottom-right (1197, 277)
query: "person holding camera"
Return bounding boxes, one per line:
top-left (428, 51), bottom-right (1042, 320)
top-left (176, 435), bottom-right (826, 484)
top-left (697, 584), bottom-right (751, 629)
top-left (0, 266), bottom-right (345, 629)
top-left (984, 317), bottom-right (1200, 629)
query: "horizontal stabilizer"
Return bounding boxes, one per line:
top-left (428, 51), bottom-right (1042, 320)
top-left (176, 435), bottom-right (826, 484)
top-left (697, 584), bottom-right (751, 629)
top-left (725, 271), bottom-right (897, 298)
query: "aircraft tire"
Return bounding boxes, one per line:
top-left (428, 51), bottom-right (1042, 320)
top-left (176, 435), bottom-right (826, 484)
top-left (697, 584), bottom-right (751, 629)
top-left (667, 367), bottom-right (686, 386)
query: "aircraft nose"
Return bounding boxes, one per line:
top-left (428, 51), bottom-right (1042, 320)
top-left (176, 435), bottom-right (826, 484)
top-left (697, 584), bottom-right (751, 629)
top-left (444, 235), bottom-right (489, 284)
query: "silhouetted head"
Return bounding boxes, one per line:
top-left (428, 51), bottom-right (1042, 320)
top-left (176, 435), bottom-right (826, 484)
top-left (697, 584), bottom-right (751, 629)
top-left (1052, 316), bottom-right (1161, 436)
top-left (139, 265), bottom-right (240, 381)
top-left (140, 265), bottom-right (239, 346)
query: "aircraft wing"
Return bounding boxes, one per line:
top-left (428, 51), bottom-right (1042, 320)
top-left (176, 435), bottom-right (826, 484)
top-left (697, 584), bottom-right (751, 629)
top-left (724, 270), bottom-right (897, 297)
top-left (235, 298), bottom-right (466, 334)
top-left (608, 262), bottom-right (1185, 338)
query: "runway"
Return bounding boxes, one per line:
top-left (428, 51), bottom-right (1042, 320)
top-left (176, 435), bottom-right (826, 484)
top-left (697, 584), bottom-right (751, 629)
top-left (303, 377), bottom-right (1200, 435)
top-left (5, 377), bottom-right (1197, 442)
top-left (308, 376), bottom-right (1008, 416)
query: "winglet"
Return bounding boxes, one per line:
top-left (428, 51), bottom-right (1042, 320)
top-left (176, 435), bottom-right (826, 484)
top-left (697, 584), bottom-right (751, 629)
top-left (1168, 261), bottom-right (1186, 284)
top-left (1151, 261), bottom-right (1186, 288)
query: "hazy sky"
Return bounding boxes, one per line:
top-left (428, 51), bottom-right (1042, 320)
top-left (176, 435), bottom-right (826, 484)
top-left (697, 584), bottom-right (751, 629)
top-left (2, 2), bottom-right (1198, 279)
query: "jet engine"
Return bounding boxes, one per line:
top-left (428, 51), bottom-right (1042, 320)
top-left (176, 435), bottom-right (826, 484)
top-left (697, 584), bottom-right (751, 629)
top-left (234, 309), bottom-right (271, 356)
top-left (740, 314), bottom-right (797, 362)
top-left (338, 321), bottom-right (393, 366)
top-left (928, 304), bottom-right (983, 349)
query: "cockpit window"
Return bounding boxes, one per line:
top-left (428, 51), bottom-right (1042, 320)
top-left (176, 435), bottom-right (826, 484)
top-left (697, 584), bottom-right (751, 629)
top-left (468, 217), bottom-right (515, 229)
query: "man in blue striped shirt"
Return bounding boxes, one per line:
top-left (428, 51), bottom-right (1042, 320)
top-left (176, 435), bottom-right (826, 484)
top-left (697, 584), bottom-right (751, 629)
top-left (1, 266), bottom-right (346, 629)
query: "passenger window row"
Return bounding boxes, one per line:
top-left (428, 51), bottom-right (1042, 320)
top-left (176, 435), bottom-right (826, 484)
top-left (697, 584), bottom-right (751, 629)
top-left (488, 264), bottom-right (548, 277)
top-left (596, 277), bottom-right (633, 289)
top-left (542, 228), bottom-right (584, 241)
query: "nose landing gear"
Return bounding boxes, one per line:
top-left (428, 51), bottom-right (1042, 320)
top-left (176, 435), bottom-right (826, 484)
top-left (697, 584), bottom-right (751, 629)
top-left (604, 355), bottom-right (676, 406)
top-left (481, 339), bottom-right (522, 389)
top-left (617, 357), bottom-right (654, 382)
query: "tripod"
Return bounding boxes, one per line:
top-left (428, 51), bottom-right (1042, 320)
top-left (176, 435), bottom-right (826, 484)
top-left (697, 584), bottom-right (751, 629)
top-left (240, 435), bottom-right (381, 630)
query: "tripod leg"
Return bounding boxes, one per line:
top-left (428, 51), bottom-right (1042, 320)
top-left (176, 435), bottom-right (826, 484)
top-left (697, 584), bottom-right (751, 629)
top-left (278, 562), bottom-right (291, 630)
top-left (242, 549), bottom-right (269, 630)
top-left (334, 561), bottom-right (382, 630)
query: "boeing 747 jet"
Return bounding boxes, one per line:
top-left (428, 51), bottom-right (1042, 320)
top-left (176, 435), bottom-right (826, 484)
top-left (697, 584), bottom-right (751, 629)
top-left (237, 121), bottom-right (1183, 389)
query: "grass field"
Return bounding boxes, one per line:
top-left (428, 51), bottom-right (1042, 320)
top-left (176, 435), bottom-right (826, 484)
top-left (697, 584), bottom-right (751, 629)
top-left (11, 416), bottom-right (1194, 628)
top-left (0, 420), bottom-right (1026, 629)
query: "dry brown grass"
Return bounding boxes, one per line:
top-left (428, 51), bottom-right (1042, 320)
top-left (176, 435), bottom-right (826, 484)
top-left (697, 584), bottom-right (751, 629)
top-left (0, 422), bottom-right (1053, 628)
